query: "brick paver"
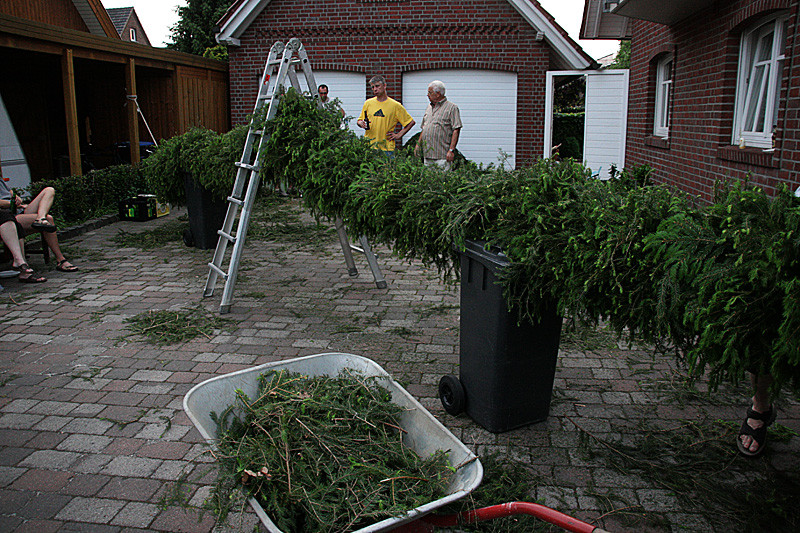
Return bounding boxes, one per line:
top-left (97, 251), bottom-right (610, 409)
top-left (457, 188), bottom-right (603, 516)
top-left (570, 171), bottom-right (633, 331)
top-left (1, 201), bottom-right (799, 532)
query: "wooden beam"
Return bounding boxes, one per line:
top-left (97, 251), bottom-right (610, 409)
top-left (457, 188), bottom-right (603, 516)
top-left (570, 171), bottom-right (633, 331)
top-left (125, 58), bottom-right (141, 165)
top-left (0, 14), bottom-right (227, 72)
top-left (61, 48), bottom-right (81, 177)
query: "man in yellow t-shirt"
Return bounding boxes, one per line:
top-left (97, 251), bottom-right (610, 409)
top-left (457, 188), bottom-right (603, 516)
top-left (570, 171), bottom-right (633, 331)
top-left (357, 75), bottom-right (415, 155)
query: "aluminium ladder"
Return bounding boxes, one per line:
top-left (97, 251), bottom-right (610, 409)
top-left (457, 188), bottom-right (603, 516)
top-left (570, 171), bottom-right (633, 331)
top-left (203, 39), bottom-right (385, 314)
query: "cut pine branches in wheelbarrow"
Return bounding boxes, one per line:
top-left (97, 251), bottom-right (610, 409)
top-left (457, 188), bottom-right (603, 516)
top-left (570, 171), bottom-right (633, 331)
top-left (184, 353), bottom-right (609, 532)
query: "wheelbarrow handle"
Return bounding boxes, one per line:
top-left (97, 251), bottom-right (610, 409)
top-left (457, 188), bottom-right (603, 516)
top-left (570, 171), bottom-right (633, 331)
top-left (412, 501), bottom-right (609, 533)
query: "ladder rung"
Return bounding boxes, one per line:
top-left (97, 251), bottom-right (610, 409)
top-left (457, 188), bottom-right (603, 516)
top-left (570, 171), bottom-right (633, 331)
top-left (235, 162), bottom-right (259, 171)
top-left (227, 196), bottom-right (244, 206)
top-left (208, 263), bottom-right (228, 278)
top-left (217, 230), bottom-right (236, 243)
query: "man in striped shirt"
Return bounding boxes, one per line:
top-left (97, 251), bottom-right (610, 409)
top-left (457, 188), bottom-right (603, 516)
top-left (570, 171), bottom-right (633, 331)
top-left (415, 80), bottom-right (462, 170)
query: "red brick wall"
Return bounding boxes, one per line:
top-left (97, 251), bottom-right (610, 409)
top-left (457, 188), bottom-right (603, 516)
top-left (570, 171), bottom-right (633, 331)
top-left (626, 0), bottom-right (800, 201)
top-left (227, 0), bottom-right (553, 164)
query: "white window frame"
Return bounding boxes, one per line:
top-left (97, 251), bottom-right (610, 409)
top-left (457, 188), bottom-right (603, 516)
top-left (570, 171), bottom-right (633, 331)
top-left (653, 54), bottom-right (673, 138)
top-left (732, 14), bottom-right (787, 149)
top-left (129, 28), bottom-right (137, 42)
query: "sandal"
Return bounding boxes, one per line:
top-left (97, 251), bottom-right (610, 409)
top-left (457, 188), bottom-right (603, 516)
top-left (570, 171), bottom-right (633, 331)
top-left (13, 263), bottom-right (46, 283)
top-left (737, 405), bottom-right (776, 457)
top-left (56, 259), bottom-right (79, 272)
top-left (31, 218), bottom-right (57, 233)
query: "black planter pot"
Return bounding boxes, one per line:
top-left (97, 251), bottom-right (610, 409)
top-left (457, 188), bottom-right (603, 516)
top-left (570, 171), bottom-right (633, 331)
top-left (183, 173), bottom-right (227, 250)
top-left (439, 240), bottom-right (562, 433)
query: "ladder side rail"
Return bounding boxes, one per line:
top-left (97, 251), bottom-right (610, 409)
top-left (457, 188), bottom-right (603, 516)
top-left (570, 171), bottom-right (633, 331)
top-left (218, 164), bottom-right (264, 312)
top-left (286, 68), bottom-right (301, 93)
top-left (204, 42), bottom-right (284, 298)
top-left (295, 42), bottom-right (319, 102)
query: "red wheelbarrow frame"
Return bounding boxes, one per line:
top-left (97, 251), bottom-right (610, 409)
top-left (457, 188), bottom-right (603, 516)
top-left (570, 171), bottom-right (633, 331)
top-left (394, 501), bottom-right (610, 533)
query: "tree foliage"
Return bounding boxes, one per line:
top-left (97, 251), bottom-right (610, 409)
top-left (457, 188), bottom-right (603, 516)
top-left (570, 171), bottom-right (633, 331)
top-left (607, 40), bottom-right (631, 69)
top-left (167, 0), bottom-right (231, 57)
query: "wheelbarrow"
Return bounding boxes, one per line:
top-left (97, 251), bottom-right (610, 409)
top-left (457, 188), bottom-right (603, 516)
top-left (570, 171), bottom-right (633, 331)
top-left (184, 353), bottom-right (608, 533)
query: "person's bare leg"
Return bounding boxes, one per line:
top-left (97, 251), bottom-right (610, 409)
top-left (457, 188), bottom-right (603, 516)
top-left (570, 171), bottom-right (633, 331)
top-left (1, 221), bottom-right (26, 267)
top-left (23, 187), bottom-right (55, 222)
top-left (15, 212), bottom-right (74, 267)
top-left (739, 373), bottom-right (774, 454)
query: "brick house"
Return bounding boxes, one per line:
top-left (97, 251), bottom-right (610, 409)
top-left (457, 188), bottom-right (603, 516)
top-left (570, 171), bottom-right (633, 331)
top-left (107, 6), bottom-right (152, 46)
top-left (216, 0), bottom-right (597, 167)
top-left (582, 0), bottom-right (800, 200)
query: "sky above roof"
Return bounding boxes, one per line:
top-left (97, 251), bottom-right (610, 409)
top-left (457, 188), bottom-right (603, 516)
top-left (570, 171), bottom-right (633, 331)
top-left (99, 0), bottom-right (620, 60)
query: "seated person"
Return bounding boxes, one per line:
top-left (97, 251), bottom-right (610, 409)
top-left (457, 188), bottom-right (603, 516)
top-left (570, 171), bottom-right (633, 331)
top-left (0, 210), bottom-right (46, 283)
top-left (0, 182), bottom-right (78, 272)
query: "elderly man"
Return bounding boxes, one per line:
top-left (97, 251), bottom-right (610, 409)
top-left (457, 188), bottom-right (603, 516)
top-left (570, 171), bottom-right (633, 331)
top-left (415, 80), bottom-right (462, 169)
top-left (357, 75), bottom-right (415, 156)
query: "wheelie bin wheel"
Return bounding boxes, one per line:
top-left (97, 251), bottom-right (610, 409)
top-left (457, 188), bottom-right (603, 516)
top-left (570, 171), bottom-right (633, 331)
top-left (183, 228), bottom-right (195, 247)
top-left (439, 374), bottom-right (465, 415)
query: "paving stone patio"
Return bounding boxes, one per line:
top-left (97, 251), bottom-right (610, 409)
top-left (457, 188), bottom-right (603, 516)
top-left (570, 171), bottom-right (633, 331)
top-left (1, 199), bottom-right (798, 532)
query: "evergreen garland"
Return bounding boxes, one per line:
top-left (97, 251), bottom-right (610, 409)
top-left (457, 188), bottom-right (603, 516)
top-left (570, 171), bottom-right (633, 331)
top-left (145, 87), bottom-right (800, 392)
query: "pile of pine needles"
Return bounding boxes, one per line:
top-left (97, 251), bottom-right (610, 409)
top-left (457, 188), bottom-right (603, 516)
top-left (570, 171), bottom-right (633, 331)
top-left (112, 215), bottom-right (187, 249)
top-left (125, 306), bottom-right (232, 345)
top-left (209, 369), bottom-right (453, 532)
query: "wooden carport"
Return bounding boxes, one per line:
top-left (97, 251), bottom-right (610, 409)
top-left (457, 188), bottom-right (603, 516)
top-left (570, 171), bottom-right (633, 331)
top-left (0, 11), bottom-right (228, 180)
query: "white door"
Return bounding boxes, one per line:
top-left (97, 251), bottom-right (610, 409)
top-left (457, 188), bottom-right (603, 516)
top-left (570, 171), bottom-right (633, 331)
top-left (298, 70), bottom-right (366, 135)
top-left (403, 69), bottom-right (518, 168)
top-left (0, 92), bottom-right (31, 190)
top-left (544, 69), bottom-right (629, 178)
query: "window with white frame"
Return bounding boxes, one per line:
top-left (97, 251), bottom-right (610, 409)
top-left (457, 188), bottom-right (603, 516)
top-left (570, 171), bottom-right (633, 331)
top-left (733, 14), bottom-right (788, 149)
top-left (130, 28), bottom-right (137, 42)
top-left (653, 54), bottom-right (673, 138)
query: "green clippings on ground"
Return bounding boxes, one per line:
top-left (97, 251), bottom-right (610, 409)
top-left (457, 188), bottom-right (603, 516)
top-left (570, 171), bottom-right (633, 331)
top-left (70, 366), bottom-right (103, 382)
top-left (99, 407), bottom-right (149, 429)
top-left (559, 320), bottom-right (619, 351)
top-left (125, 306), bottom-right (235, 345)
top-left (207, 369), bottom-right (453, 532)
top-left (52, 287), bottom-right (90, 302)
top-left (240, 291), bottom-right (268, 299)
top-left (248, 195), bottom-right (337, 252)
top-left (90, 303), bottom-right (124, 322)
top-left (436, 453), bottom-right (551, 532)
top-left (387, 326), bottom-right (418, 338)
top-left (577, 417), bottom-right (800, 531)
top-left (112, 215), bottom-right (187, 249)
top-left (0, 372), bottom-right (19, 388)
top-left (418, 303), bottom-right (459, 318)
top-left (158, 470), bottom-right (192, 510)
top-left (333, 323), bottom-right (363, 334)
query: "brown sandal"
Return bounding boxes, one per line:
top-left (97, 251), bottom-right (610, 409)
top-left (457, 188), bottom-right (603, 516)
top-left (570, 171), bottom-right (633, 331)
top-left (14, 263), bottom-right (46, 283)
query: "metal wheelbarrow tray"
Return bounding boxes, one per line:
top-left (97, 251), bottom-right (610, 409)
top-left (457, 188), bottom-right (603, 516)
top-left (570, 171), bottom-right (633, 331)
top-left (183, 352), bottom-right (484, 532)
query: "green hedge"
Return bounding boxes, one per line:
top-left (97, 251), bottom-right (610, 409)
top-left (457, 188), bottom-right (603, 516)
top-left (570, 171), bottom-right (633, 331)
top-left (140, 125), bottom-right (248, 205)
top-left (26, 164), bottom-right (147, 226)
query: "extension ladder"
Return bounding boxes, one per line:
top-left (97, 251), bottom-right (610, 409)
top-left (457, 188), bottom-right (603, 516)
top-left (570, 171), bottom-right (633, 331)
top-left (203, 39), bottom-right (385, 314)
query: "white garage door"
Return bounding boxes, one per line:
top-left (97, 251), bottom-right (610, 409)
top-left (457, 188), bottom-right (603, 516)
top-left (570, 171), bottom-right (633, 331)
top-left (298, 70), bottom-right (366, 135)
top-left (402, 69), bottom-right (518, 168)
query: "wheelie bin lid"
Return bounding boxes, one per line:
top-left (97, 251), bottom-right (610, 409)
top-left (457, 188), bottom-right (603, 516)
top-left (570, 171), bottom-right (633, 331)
top-left (458, 239), bottom-right (510, 273)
